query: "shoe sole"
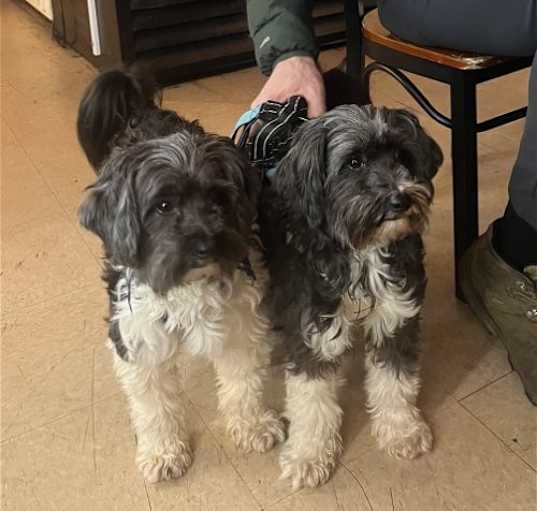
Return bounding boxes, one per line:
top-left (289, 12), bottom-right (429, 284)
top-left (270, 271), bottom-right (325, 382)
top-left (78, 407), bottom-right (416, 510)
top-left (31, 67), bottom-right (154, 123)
top-left (459, 250), bottom-right (501, 340)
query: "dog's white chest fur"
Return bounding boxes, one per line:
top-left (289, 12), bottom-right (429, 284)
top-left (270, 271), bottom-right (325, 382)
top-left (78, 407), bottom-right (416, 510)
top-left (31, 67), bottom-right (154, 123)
top-left (309, 255), bottom-right (373, 362)
top-left (310, 247), bottom-right (420, 362)
top-left (111, 268), bottom-right (264, 367)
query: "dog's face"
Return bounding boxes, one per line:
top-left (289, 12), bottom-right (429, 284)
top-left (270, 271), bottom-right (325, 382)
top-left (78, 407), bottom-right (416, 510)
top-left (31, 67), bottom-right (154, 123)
top-left (277, 105), bottom-right (443, 249)
top-left (79, 131), bottom-right (260, 294)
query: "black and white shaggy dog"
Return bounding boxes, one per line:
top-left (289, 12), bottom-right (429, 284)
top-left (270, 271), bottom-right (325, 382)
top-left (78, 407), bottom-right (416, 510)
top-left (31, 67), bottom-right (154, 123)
top-left (259, 105), bottom-right (443, 489)
top-left (77, 70), bottom-right (285, 483)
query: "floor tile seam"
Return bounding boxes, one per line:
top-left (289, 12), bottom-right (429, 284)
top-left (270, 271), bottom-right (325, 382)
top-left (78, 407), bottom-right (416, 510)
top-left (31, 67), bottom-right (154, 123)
top-left (143, 480), bottom-right (153, 511)
top-left (1, 281), bottom-right (102, 317)
top-left (261, 487), bottom-right (303, 510)
top-left (5, 124), bottom-right (101, 265)
top-left (457, 399), bottom-right (537, 474)
top-left (457, 370), bottom-right (513, 403)
top-left (1, 209), bottom-right (68, 237)
top-left (339, 462), bottom-right (375, 511)
top-left (0, 390), bottom-right (121, 445)
top-left (181, 393), bottom-right (265, 511)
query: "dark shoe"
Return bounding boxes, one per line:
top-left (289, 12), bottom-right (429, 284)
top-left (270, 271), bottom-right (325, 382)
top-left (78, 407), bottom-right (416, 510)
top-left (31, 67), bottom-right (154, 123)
top-left (460, 223), bottom-right (537, 405)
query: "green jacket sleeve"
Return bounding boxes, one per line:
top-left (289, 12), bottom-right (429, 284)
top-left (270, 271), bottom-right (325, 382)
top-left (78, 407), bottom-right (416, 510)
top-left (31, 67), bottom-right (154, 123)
top-left (247, 0), bottom-right (319, 76)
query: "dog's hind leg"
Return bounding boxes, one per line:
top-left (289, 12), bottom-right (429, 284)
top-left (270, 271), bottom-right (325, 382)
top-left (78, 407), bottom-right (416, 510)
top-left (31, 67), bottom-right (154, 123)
top-left (209, 314), bottom-right (285, 454)
top-left (279, 368), bottom-right (344, 489)
top-left (114, 353), bottom-right (192, 483)
top-left (364, 316), bottom-right (433, 460)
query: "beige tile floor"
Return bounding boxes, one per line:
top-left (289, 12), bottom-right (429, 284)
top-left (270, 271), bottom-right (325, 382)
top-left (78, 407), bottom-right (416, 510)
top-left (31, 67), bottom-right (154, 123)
top-left (1, 2), bottom-right (536, 510)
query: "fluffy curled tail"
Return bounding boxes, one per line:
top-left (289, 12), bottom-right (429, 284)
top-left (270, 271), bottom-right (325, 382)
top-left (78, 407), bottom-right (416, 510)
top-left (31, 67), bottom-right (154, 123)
top-left (77, 69), bottom-right (158, 170)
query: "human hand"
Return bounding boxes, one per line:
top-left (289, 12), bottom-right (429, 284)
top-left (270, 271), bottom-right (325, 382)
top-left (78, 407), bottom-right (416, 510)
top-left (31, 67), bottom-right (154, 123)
top-left (251, 56), bottom-right (326, 118)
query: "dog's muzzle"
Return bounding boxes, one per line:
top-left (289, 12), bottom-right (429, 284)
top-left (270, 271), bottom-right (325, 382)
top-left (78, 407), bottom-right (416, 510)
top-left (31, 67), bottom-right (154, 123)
top-left (383, 192), bottom-right (412, 221)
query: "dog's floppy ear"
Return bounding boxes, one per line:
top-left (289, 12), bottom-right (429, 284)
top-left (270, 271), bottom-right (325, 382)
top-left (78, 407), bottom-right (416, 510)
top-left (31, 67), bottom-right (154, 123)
top-left (226, 143), bottom-right (262, 230)
top-left (390, 109), bottom-right (443, 180)
top-left (276, 119), bottom-right (327, 229)
top-left (240, 161), bottom-right (263, 225)
top-left (79, 164), bottom-right (141, 267)
top-left (206, 135), bottom-right (262, 232)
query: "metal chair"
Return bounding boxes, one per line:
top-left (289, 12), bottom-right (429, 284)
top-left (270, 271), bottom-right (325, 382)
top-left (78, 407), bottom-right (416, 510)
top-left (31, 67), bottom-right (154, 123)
top-left (344, 2), bottom-right (532, 299)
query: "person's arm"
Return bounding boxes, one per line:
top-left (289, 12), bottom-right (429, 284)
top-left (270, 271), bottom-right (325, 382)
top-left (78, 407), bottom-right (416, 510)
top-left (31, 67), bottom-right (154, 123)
top-left (247, 0), bottom-right (326, 117)
top-left (247, 0), bottom-right (318, 75)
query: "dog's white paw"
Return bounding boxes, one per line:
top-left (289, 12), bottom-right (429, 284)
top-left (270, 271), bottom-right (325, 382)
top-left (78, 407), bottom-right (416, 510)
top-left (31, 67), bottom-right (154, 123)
top-left (279, 435), bottom-right (342, 489)
top-left (280, 457), bottom-right (336, 490)
top-left (229, 409), bottom-right (286, 453)
top-left (373, 416), bottom-right (433, 460)
top-left (280, 453), bottom-right (336, 490)
top-left (137, 439), bottom-right (192, 483)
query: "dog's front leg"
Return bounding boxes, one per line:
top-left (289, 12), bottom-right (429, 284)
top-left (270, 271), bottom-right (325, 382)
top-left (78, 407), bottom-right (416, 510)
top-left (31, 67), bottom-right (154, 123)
top-left (364, 315), bottom-right (433, 459)
top-left (280, 368), bottom-right (344, 489)
top-left (114, 353), bottom-right (192, 483)
top-left (209, 331), bottom-right (285, 454)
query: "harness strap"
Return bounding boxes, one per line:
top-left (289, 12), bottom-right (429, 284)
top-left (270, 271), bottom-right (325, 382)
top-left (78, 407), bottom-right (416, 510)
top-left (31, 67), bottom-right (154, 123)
top-left (232, 96), bottom-right (309, 178)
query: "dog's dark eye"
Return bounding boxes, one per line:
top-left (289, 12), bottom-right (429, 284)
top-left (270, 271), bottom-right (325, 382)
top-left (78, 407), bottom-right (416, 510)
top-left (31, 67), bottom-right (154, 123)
top-left (350, 157), bottom-right (366, 169)
top-left (156, 200), bottom-right (172, 214)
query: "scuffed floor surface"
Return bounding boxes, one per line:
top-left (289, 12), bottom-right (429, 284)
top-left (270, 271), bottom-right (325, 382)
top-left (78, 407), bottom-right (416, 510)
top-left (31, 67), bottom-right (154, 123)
top-left (1, 1), bottom-right (535, 510)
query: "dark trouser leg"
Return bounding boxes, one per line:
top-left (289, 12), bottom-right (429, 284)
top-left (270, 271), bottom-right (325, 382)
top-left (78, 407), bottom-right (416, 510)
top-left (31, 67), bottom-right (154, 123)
top-left (493, 203), bottom-right (537, 272)
top-left (495, 51), bottom-right (537, 270)
top-left (503, 51), bottom-right (537, 238)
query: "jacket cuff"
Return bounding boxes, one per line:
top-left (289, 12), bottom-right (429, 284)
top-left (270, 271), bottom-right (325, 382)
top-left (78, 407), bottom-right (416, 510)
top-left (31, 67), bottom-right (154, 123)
top-left (251, 15), bottom-right (318, 75)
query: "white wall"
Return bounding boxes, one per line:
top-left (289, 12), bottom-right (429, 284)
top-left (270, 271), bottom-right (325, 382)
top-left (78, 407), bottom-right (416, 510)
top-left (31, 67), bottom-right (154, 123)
top-left (24, 0), bottom-right (53, 20)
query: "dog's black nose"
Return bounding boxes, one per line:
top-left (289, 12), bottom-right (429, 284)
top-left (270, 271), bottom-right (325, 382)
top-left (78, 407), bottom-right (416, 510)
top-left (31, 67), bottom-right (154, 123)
top-left (194, 239), bottom-right (212, 259)
top-left (389, 193), bottom-right (411, 213)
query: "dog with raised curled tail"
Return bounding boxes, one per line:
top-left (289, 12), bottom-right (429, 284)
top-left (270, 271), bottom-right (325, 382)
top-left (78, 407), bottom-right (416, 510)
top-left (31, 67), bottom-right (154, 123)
top-left (77, 70), bottom-right (285, 484)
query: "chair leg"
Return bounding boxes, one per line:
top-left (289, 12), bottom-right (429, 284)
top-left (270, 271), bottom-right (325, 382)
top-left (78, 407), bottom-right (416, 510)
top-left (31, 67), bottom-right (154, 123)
top-left (450, 74), bottom-right (479, 300)
top-left (344, 0), bottom-right (363, 76)
top-left (343, 0), bottom-right (369, 105)
top-left (361, 60), bottom-right (373, 105)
